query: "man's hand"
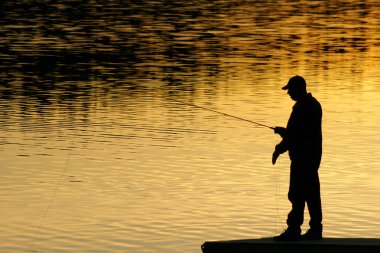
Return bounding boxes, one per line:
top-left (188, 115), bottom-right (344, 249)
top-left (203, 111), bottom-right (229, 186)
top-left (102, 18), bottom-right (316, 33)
top-left (272, 149), bottom-right (280, 165)
top-left (274, 127), bottom-right (287, 138)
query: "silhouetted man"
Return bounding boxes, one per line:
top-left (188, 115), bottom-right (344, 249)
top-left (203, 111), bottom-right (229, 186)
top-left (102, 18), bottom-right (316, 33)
top-left (272, 75), bottom-right (323, 241)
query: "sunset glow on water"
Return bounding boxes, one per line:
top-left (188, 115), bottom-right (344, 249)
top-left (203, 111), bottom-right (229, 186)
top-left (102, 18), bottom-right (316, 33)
top-left (0, 1), bottom-right (379, 252)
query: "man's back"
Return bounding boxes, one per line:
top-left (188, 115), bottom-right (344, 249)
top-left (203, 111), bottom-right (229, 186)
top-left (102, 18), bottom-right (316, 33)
top-left (287, 93), bottom-right (322, 164)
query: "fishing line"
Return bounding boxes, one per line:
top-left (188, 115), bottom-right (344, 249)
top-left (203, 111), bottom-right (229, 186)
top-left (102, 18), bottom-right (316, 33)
top-left (30, 133), bottom-right (74, 252)
top-left (167, 97), bottom-right (274, 130)
top-left (273, 163), bottom-right (280, 236)
top-left (167, 96), bottom-right (283, 235)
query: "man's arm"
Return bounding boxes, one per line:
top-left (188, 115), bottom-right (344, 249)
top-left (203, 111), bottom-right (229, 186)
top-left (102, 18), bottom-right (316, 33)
top-left (274, 126), bottom-right (287, 138)
top-left (272, 129), bottom-right (288, 165)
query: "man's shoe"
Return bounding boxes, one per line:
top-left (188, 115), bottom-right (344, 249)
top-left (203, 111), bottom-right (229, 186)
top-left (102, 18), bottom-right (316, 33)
top-left (273, 228), bottom-right (301, 241)
top-left (301, 229), bottom-right (322, 240)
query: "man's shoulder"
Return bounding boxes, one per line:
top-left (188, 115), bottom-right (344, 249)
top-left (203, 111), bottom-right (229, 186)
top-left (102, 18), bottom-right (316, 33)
top-left (307, 93), bottom-right (321, 105)
top-left (308, 94), bottom-right (322, 116)
top-left (295, 93), bottom-right (322, 114)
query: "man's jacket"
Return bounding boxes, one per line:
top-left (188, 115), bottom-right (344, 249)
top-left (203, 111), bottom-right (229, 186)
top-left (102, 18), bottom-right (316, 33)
top-left (276, 93), bottom-right (322, 167)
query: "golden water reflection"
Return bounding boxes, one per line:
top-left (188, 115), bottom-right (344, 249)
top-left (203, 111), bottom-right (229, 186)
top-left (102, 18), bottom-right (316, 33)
top-left (0, 1), bottom-right (379, 252)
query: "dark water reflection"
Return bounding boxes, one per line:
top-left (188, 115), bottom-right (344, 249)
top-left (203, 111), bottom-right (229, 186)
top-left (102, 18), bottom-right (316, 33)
top-left (1, 0), bottom-right (378, 94)
top-left (0, 1), bottom-right (379, 252)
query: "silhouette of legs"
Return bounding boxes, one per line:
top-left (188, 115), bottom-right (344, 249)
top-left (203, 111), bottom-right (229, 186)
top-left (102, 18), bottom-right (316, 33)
top-left (274, 160), bottom-right (323, 241)
top-left (287, 161), bottom-right (323, 234)
top-left (307, 174), bottom-right (322, 231)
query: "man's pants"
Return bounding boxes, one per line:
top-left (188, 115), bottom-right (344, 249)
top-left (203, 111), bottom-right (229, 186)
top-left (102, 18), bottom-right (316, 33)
top-left (286, 161), bottom-right (323, 231)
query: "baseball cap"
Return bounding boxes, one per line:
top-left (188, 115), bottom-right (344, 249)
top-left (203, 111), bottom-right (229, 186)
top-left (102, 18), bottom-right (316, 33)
top-left (282, 75), bottom-right (306, 90)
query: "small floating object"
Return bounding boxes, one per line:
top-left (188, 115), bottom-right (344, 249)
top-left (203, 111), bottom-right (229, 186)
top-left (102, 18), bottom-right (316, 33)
top-left (201, 237), bottom-right (380, 253)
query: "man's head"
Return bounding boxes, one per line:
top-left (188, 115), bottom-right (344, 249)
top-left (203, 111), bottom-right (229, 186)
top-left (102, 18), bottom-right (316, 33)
top-left (282, 75), bottom-right (307, 101)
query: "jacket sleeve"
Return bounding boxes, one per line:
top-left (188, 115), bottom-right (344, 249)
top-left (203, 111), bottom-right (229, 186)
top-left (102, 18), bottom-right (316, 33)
top-left (275, 138), bottom-right (288, 154)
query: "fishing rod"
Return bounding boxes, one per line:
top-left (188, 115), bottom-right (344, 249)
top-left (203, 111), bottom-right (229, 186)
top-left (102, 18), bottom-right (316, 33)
top-left (167, 97), bottom-right (274, 130)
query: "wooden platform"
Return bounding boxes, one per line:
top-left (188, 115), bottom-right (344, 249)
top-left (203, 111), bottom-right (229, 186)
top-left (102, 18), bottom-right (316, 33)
top-left (201, 237), bottom-right (380, 253)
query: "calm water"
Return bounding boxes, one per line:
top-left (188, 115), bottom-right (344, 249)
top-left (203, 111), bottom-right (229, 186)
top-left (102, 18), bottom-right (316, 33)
top-left (1, 0), bottom-right (380, 252)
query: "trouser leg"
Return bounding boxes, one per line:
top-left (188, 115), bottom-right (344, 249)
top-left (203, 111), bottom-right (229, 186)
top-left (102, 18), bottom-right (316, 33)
top-left (286, 200), bottom-right (305, 230)
top-left (286, 168), bottom-right (305, 230)
top-left (306, 172), bottom-right (323, 231)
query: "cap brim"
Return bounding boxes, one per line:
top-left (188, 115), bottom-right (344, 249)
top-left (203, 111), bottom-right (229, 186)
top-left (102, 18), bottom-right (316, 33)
top-left (282, 85), bottom-right (289, 90)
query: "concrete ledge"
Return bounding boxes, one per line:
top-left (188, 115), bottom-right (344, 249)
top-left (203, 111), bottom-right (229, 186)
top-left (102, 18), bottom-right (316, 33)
top-left (201, 238), bottom-right (380, 253)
